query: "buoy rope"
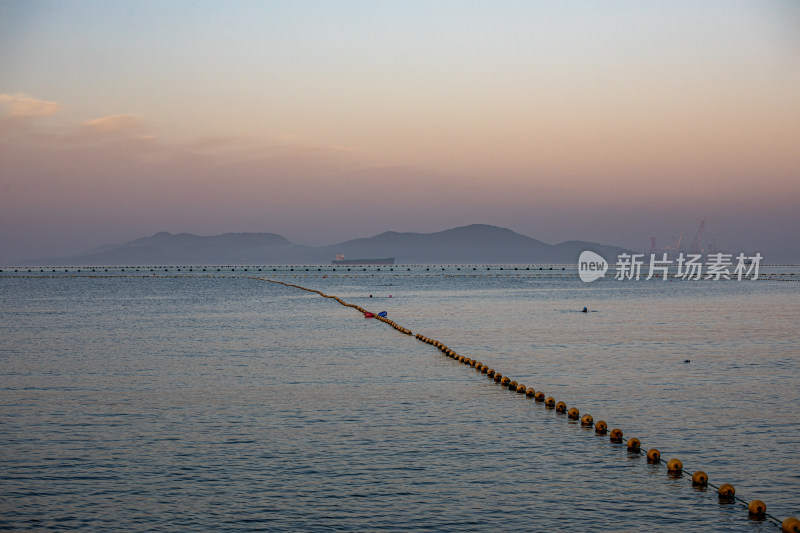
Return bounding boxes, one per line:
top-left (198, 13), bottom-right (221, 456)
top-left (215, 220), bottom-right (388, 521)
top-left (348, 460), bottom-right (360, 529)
top-left (251, 277), bottom-right (414, 335)
top-left (252, 277), bottom-right (793, 530)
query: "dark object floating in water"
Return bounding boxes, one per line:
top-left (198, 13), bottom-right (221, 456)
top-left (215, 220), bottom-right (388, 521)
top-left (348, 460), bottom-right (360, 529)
top-left (378, 311), bottom-right (387, 317)
top-left (582, 307), bottom-right (588, 313)
top-left (684, 359), bottom-right (691, 363)
top-left (364, 312), bottom-right (374, 318)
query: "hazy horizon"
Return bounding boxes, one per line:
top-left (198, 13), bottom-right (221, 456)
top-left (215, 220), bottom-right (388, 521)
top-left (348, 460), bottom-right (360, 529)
top-left (2, 1), bottom-right (799, 263)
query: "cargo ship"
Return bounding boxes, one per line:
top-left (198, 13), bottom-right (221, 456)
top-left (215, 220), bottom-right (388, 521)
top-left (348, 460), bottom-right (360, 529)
top-left (332, 254), bottom-right (395, 265)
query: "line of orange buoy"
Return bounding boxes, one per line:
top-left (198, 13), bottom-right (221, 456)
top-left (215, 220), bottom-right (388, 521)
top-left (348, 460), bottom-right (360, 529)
top-left (253, 277), bottom-right (797, 532)
top-left (251, 277), bottom-right (414, 335)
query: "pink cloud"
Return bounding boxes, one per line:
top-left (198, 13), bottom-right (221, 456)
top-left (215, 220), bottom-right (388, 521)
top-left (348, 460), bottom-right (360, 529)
top-left (0, 93), bottom-right (61, 118)
top-left (80, 114), bottom-right (147, 135)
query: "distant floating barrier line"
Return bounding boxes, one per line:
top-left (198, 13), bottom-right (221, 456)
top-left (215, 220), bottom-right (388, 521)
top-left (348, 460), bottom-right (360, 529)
top-left (255, 277), bottom-right (797, 529)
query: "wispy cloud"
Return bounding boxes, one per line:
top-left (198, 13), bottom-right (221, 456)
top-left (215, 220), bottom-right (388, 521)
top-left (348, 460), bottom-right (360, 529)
top-left (80, 113), bottom-right (146, 135)
top-left (0, 93), bottom-right (61, 118)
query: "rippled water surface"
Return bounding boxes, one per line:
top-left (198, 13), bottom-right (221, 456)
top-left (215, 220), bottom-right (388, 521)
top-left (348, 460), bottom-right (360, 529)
top-left (1, 266), bottom-right (798, 531)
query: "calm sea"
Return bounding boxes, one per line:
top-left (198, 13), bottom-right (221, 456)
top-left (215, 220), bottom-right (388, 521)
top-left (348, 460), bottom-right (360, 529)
top-left (1, 265), bottom-right (798, 531)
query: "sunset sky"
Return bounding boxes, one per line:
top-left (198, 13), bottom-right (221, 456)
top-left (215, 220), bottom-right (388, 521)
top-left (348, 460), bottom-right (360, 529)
top-left (2, 0), bottom-right (799, 263)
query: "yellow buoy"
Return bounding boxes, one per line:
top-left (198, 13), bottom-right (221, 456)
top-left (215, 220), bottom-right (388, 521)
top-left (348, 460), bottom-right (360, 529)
top-left (627, 438), bottom-right (641, 452)
top-left (567, 407), bottom-right (579, 419)
top-left (718, 483), bottom-right (735, 498)
top-left (646, 448), bottom-right (661, 463)
top-left (501, 376), bottom-right (511, 386)
top-left (691, 471), bottom-right (708, 486)
top-left (507, 380), bottom-right (518, 390)
top-left (781, 517), bottom-right (800, 533)
top-left (610, 428), bottom-right (623, 442)
top-left (595, 421), bottom-right (608, 434)
top-left (487, 369), bottom-right (495, 377)
top-left (458, 355), bottom-right (466, 362)
top-left (581, 414), bottom-right (593, 426)
top-left (555, 401), bottom-right (566, 412)
top-left (535, 391), bottom-right (545, 402)
top-left (667, 458), bottom-right (683, 473)
top-left (545, 397), bottom-right (556, 408)
top-left (526, 388), bottom-right (536, 398)
top-left (516, 384), bottom-right (527, 394)
top-left (748, 500), bottom-right (767, 517)
top-left (481, 366), bottom-right (489, 374)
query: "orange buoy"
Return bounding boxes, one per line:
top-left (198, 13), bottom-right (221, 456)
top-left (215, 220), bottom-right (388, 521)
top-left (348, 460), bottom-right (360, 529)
top-left (581, 414), bottom-right (594, 426)
top-left (595, 421), bottom-right (608, 434)
top-left (507, 380), bottom-right (518, 390)
top-left (626, 438), bottom-right (641, 452)
top-left (535, 391), bottom-right (545, 402)
top-left (610, 428), bottom-right (623, 442)
top-left (667, 458), bottom-right (683, 473)
top-left (526, 388), bottom-right (536, 398)
top-left (691, 471), bottom-right (708, 486)
top-left (545, 397), bottom-right (556, 408)
top-left (748, 500), bottom-right (767, 517)
top-left (646, 448), bottom-right (661, 463)
top-left (501, 376), bottom-right (511, 386)
top-left (781, 517), bottom-right (800, 533)
top-left (555, 401), bottom-right (567, 412)
top-left (516, 384), bottom-right (527, 393)
top-left (487, 369), bottom-right (495, 377)
top-left (718, 483), bottom-right (735, 499)
top-left (567, 407), bottom-right (579, 419)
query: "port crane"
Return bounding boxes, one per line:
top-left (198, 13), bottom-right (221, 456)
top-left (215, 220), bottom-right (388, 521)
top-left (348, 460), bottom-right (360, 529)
top-left (649, 219), bottom-right (706, 256)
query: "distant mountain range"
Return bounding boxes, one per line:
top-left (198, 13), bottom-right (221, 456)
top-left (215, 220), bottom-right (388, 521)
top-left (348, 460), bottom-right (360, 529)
top-left (20, 224), bottom-right (629, 265)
